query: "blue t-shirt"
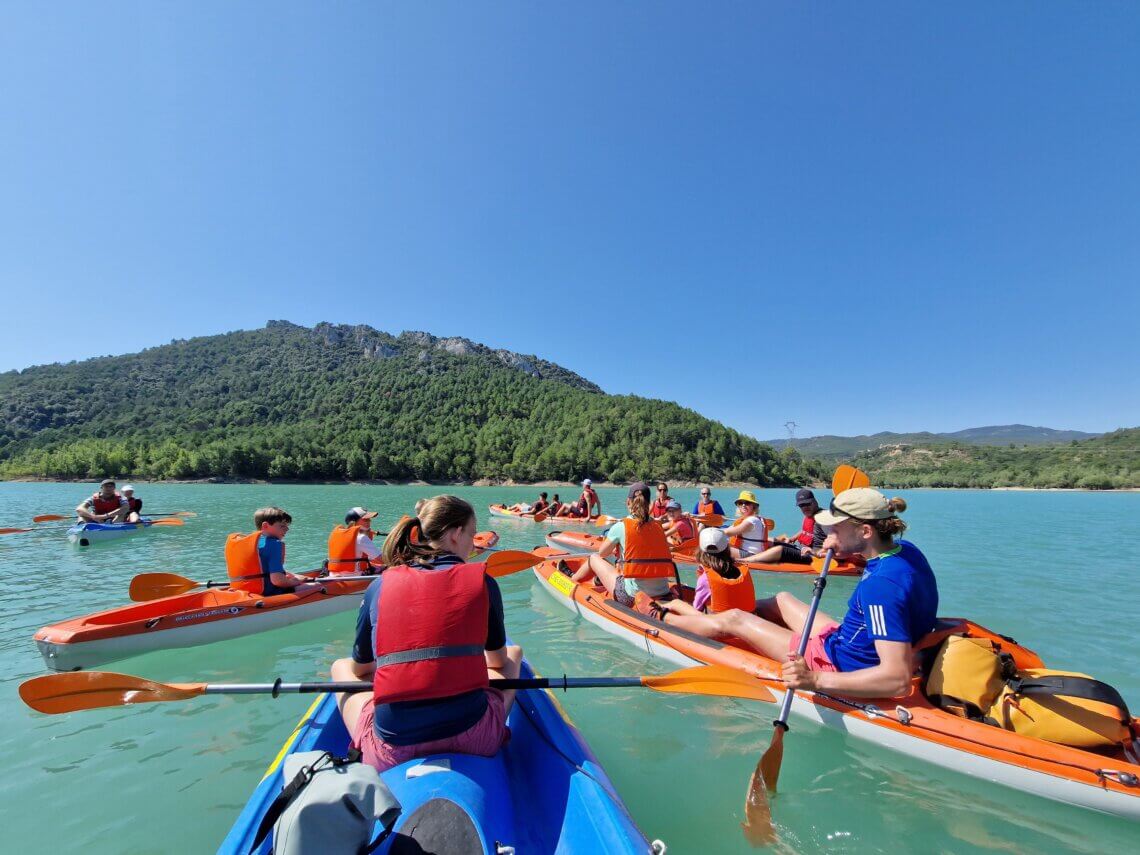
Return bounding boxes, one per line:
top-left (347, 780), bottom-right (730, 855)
top-left (692, 500), bottom-right (725, 516)
top-left (824, 540), bottom-right (939, 673)
top-left (352, 553), bottom-right (507, 746)
top-left (256, 535), bottom-right (290, 596)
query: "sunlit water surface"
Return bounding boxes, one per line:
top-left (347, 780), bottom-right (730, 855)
top-left (1, 483), bottom-right (1136, 853)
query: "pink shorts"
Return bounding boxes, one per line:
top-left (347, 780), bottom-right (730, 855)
top-left (789, 622), bottom-right (840, 672)
top-left (351, 689), bottom-right (508, 772)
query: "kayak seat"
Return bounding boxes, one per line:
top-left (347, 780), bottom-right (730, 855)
top-left (387, 797), bottom-right (482, 854)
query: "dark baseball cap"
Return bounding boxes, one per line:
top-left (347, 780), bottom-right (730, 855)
top-left (795, 488), bottom-right (817, 507)
top-left (628, 482), bottom-right (650, 501)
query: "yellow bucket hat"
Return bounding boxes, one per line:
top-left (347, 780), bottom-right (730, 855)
top-left (735, 490), bottom-right (759, 506)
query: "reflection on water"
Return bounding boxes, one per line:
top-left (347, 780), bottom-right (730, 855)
top-left (0, 483), bottom-right (1136, 852)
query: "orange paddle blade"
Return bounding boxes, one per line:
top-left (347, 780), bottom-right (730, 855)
top-left (0, 527), bottom-right (34, 535)
top-left (831, 465), bottom-right (870, 494)
top-left (533, 511), bottom-right (549, 522)
top-left (485, 549), bottom-right (545, 578)
top-left (20, 671), bottom-right (207, 715)
top-left (129, 572), bottom-right (200, 601)
top-left (148, 518), bottom-right (184, 527)
top-left (742, 738), bottom-right (779, 845)
top-left (759, 722), bottom-right (786, 793)
top-left (33, 514), bottom-right (68, 523)
top-left (690, 513), bottom-right (725, 527)
top-left (641, 665), bottom-right (775, 704)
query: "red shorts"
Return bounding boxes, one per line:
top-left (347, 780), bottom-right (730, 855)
top-left (351, 689), bottom-right (508, 772)
top-left (788, 622), bottom-right (840, 673)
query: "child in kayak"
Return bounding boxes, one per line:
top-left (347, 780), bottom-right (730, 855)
top-left (331, 495), bottom-right (523, 772)
top-left (661, 527), bottom-right (756, 617)
top-left (120, 485), bottom-right (143, 523)
top-left (547, 494), bottom-right (564, 516)
top-left (724, 490), bottom-right (769, 560)
top-left (250, 507), bottom-right (324, 595)
top-left (660, 500), bottom-right (695, 545)
top-left (677, 488), bottom-right (938, 699)
top-left (570, 482), bottom-right (675, 607)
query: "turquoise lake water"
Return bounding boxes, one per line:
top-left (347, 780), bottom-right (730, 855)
top-left (1, 483), bottom-right (1137, 852)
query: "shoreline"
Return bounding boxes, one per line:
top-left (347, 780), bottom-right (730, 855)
top-left (2, 477), bottom-right (1137, 493)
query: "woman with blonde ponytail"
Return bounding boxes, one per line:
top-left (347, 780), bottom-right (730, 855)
top-left (570, 482), bottom-right (677, 609)
top-left (330, 495), bottom-right (523, 772)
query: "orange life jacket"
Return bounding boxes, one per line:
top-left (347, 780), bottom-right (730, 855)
top-left (372, 562), bottom-right (490, 705)
top-left (704, 565), bottom-right (756, 613)
top-left (729, 514), bottom-right (768, 551)
top-left (327, 524), bottom-right (372, 575)
top-left (697, 500), bottom-right (716, 516)
top-left (224, 531), bottom-right (285, 594)
top-left (620, 518), bottom-right (675, 579)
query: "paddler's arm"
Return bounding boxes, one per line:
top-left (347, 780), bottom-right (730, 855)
top-left (783, 639), bottom-right (914, 699)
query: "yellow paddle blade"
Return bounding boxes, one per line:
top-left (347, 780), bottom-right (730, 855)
top-left (148, 518), bottom-right (184, 527)
top-left (485, 549), bottom-right (545, 578)
top-left (19, 671), bottom-right (207, 715)
top-left (831, 464), bottom-right (870, 494)
top-left (33, 514), bottom-right (68, 523)
top-left (129, 572), bottom-right (200, 601)
top-left (641, 665), bottom-right (775, 704)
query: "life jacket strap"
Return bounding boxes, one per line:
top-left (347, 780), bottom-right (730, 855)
top-left (374, 644), bottom-right (484, 667)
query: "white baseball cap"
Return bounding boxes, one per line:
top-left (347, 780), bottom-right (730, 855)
top-left (582, 478), bottom-right (592, 486)
top-left (121, 485), bottom-right (135, 492)
top-left (699, 527), bottom-right (729, 554)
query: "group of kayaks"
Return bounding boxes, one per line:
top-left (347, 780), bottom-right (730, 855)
top-left (24, 503), bottom-right (1140, 850)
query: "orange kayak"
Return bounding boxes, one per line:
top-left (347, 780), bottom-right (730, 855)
top-left (489, 504), bottom-right (614, 526)
top-left (35, 532), bottom-right (501, 673)
top-left (544, 530), bottom-right (863, 577)
top-left (530, 551), bottom-right (1140, 819)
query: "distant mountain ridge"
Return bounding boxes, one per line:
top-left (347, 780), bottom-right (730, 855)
top-left (766, 424), bottom-right (1102, 461)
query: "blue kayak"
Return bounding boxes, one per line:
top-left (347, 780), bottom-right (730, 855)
top-left (66, 519), bottom-right (154, 546)
top-left (220, 661), bottom-right (663, 854)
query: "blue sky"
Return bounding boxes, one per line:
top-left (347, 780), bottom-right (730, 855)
top-left (2, 2), bottom-right (1137, 440)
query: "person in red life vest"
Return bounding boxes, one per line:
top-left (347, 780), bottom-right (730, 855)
top-left (75, 479), bottom-right (128, 523)
top-left (742, 488), bottom-right (826, 566)
top-left (327, 507), bottom-right (384, 576)
top-left (569, 482), bottom-right (676, 608)
top-left (658, 528), bottom-right (757, 623)
top-left (649, 482), bottom-right (673, 519)
top-left (330, 495), bottom-right (523, 772)
top-left (660, 500), bottom-right (695, 546)
top-left (691, 487), bottom-right (725, 517)
top-left (120, 485), bottom-right (143, 523)
top-left (571, 478), bottom-right (601, 518)
top-left (547, 493), bottom-right (564, 517)
top-left (724, 490), bottom-right (770, 560)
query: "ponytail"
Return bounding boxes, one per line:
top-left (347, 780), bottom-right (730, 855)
top-left (870, 497), bottom-right (908, 540)
top-left (699, 549), bottom-right (740, 581)
top-left (383, 495), bottom-right (476, 567)
top-left (627, 493), bottom-right (650, 525)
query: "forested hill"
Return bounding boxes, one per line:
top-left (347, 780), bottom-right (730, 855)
top-left (0, 321), bottom-right (820, 485)
top-left (852, 428), bottom-right (1139, 489)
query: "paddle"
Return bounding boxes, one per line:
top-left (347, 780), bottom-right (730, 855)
top-left (20, 663), bottom-right (774, 715)
top-left (742, 465), bottom-right (870, 845)
top-left (0, 527), bottom-right (34, 535)
top-left (129, 550), bottom-right (543, 601)
top-left (33, 511), bottom-right (195, 523)
top-left (3, 518), bottom-right (184, 538)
